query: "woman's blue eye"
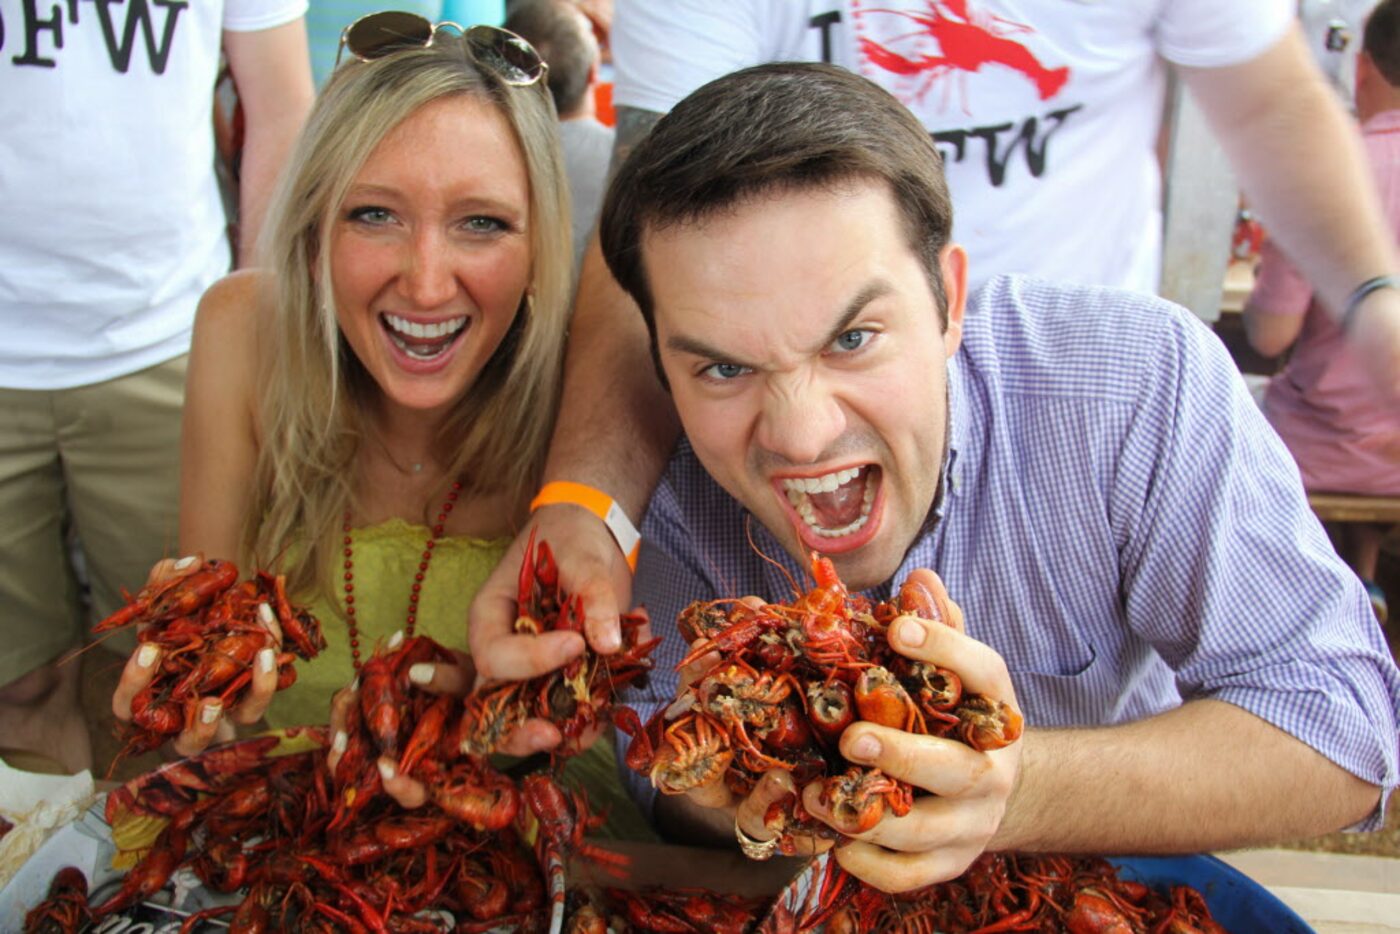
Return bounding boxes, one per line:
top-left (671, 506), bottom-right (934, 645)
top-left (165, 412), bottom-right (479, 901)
top-left (832, 329), bottom-right (870, 353)
top-left (348, 206), bottom-right (392, 224)
top-left (704, 362), bottom-right (747, 380)
top-left (465, 216), bottom-right (507, 233)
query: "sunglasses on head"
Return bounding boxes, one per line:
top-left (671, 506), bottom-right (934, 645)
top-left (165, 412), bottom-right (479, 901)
top-left (335, 10), bottom-right (548, 87)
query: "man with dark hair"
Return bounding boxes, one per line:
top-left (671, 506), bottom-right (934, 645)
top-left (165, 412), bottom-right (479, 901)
top-left (595, 62), bottom-right (1397, 892)
top-left (467, 2), bottom-right (1400, 778)
top-left (1244, 0), bottom-right (1400, 626)
top-left (505, 0), bottom-right (614, 268)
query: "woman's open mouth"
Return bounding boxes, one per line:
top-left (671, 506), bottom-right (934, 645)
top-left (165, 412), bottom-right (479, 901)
top-left (380, 313), bottom-right (469, 361)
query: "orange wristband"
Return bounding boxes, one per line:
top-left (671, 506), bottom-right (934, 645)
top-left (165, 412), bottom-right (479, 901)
top-left (529, 481), bottom-right (641, 571)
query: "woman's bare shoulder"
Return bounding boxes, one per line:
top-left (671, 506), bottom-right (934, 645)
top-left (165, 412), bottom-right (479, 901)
top-left (195, 269), bottom-right (273, 337)
top-left (187, 269), bottom-right (277, 426)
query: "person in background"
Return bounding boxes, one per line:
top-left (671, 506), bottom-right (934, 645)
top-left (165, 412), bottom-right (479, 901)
top-left (602, 62), bottom-right (1397, 890)
top-left (465, 0), bottom-right (1400, 767)
top-left (506, 0), bottom-right (615, 270)
top-left (0, 0), bottom-right (312, 773)
top-left (1245, 0), bottom-right (1400, 625)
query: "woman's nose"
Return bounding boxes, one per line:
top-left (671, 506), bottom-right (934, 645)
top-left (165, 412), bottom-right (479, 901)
top-left (399, 229), bottom-right (457, 308)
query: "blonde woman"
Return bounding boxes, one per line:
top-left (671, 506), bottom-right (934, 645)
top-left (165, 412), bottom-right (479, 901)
top-left (108, 14), bottom-right (649, 837)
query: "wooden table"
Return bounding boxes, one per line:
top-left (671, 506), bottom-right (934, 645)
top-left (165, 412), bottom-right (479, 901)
top-left (1219, 848), bottom-right (1400, 932)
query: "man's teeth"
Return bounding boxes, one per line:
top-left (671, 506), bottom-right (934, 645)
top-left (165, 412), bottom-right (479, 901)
top-left (383, 314), bottom-right (467, 340)
top-left (781, 468), bottom-right (876, 537)
top-left (781, 466), bottom-right (862, 494)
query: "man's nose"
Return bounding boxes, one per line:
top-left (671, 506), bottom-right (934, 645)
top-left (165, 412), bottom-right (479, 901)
top-left (756, 377), bottom-right (847, 467)
top-left (399, 229), bottom-right (457, 308)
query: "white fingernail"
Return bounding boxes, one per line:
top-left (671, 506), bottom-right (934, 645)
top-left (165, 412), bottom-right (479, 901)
top-left (174, 555), bottom-right (197, 569)
top-left (377, 759), bottom-right (396, 780)
top-left (136, 643), bottom-right (159, 668)
top-left (408, 663), bottom-right (434, 686)
top-left (258, 648), bottom-right (277, 673)
top-left (331, 730), bottom-right (347, 754)
top-left (202, 703), bottom-right (222, 724)
top-left (388, 630), bottom-right (404, 649)
top-left (258, 602), bottom-right (276, 625)
top-left (350, 677), bottom-right (359, 692)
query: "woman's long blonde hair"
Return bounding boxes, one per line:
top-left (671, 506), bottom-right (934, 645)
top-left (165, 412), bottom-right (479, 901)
top-left (244, 30), bottom-right (572, 600)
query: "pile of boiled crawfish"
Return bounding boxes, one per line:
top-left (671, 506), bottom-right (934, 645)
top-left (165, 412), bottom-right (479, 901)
top-left (92, 558), bottom-right (327, 755)
top-left (26, 633), bottom-right (625, 933)
top-left (622, 555), bottom-right (1023, 850)
top-left (768, 852), bottom-right (1228, 934)
top-left (26, 533), bottom-right (654, 933)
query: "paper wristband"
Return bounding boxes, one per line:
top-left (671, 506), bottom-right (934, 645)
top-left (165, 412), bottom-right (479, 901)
top-left (529, 481), bottom-right (641, 571)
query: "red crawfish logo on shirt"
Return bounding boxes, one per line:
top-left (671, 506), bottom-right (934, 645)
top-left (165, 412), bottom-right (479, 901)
top-left (854, 1), bottom-right (1070, 112)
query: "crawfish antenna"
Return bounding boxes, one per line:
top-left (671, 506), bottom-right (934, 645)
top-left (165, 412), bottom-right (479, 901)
top-left (746, 513), bottom-right (800, 599)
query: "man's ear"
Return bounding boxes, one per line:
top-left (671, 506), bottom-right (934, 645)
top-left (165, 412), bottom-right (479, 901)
top-left (940, 243), bottom-right (968, 357)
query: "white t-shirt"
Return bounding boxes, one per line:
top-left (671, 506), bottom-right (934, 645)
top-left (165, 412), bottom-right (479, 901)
top-left (0, 0), bottom-right (306, 389)
top-left (612, 0), bottom-right (1290, 294)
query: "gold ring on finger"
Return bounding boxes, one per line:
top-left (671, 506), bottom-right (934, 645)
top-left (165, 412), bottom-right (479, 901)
top-left (735, 819), bottom-right (780, 861)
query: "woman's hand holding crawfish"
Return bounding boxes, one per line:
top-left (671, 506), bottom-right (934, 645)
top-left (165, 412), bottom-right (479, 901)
top-left (467, 503), bottom-right (636, 755)
top-left (110, 556), bottom-right (285, 757)
top-left (801, 604), bottom-right (1024, 893)
top-left (325, 640), bottom-right (475, 809)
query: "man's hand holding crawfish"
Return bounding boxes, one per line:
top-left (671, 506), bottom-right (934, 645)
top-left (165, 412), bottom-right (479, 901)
top-left (647, 574), bottom-right (1025, 893)
top-left (467, 499), bottom-right (639, 756)
top-left (801, 592), bottom-right (1023, 893)
top-left (654, 603), bottom-right (838, 863)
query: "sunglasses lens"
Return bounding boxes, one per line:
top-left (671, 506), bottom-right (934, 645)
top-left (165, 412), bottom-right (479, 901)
top-left (467, 26), bottom-right (545, 85)
top-left (346, 11), bottom-right (434, 60)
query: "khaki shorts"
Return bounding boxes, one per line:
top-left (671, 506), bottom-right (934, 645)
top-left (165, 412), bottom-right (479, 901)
top-left (0, 356), bottom-right (186, 686)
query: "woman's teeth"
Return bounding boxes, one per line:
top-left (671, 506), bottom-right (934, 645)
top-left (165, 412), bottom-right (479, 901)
top-left (383, 314), bottom-right (467, 340)
top-left (382, 314), bottom-right (468, 359)
top-left (782, 467), bottom-right (876, 537)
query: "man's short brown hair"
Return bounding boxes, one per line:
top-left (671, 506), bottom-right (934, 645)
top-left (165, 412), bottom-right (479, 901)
top-left (599, 62), bottom-right (955, 381)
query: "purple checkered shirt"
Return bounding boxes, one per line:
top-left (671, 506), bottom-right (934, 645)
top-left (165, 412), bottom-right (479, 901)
top-left (619, 274), bottom-right (1400, 829)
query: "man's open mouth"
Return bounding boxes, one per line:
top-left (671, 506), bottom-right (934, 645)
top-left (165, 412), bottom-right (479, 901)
top-left (780, 465), bottom-right (877, 537)
top-left (381, 313), bottom-right (469, 361)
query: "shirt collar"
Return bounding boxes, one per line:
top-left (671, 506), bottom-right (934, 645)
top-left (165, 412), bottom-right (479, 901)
top-left (939, 348), bottom-right (969, 517)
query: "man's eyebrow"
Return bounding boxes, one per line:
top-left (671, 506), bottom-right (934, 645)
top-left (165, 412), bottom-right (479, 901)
top-left (814, 281), bottom-right (892, 353)
top-left (664, 280), bottom-right (893, 363)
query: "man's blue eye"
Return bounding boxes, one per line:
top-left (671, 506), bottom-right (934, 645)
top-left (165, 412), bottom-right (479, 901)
top-left (833, 330), bottom-right (869, 352)
top-left (706, 362), bottom-right (746, 380)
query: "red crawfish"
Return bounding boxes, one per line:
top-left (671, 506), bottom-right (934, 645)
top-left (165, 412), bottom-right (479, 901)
top-left (457, 529), bottom-right (659, 757)
top-left (22, 867), bottom-right (91, 934)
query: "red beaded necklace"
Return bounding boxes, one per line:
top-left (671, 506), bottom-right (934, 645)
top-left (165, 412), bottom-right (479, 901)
top-left (341, 479), bottom-right (462, 671)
